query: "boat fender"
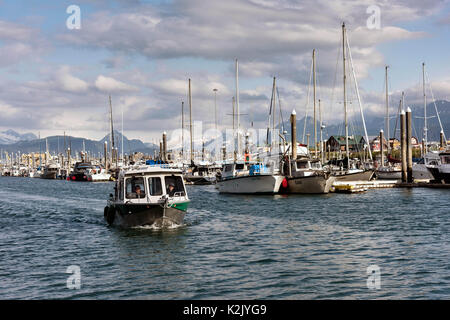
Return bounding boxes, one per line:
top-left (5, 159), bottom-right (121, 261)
top-left (282, 178), bottom-right (288, 188)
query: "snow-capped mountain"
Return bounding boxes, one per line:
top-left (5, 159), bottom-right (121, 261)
top-left (0, 130), bottom-right (37, 145)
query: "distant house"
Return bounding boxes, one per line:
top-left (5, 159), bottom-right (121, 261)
top-left (371, 136), bottom-right (419, 151)
top-left (390, 138), bottom-right (400, 150)
top-left (370, 136), bottom-right (388, 152)
top-left (326, 135), bottom-right (366, 152)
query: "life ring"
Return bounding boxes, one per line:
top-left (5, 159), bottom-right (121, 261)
top-left (104, 206), bottom-right (115, 225)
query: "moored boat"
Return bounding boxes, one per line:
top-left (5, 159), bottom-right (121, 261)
top-left (428, 151), bottom-right (450, 183)
top-left (217, 161), bottom-right (284, 194)
top-left (285, 158), bottom-right (335, 194)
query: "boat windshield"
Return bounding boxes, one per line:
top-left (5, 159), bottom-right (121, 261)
top-left (148, 177), bottom-right (163, 196)
top-left (125, 177), bottom-right (146, 199)
top-left (164, 176), bottom-right (185, 197)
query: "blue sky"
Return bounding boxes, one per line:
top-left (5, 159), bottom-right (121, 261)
top-left (0, 0), bottom-right (449, 142)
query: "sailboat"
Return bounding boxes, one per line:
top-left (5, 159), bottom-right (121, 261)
top-left (376, 66), bottom-right (402, 180)
top-left (217, 61), bottom-right (284, 194)
top-left (412, 63), bottom-right (447, 181)
top-left (330, 23), bottom-right (374, 182)
top-left (283, 51), bottom-right (335, 194)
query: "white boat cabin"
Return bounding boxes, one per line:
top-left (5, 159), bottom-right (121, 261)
top-left (114, 166), bottom-right (188, 204)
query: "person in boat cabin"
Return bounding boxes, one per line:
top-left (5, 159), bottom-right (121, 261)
top-left (135, 185), bottom-right (144, 198)
top-left (167, 183), bottom-right (176, 197)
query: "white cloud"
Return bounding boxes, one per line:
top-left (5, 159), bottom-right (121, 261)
top-left (94, 75), bottom-right (138, 92)
top-left (55, 66), bottom-right (89, 93)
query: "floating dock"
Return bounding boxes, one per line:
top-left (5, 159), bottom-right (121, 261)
top-left (332, 180), bottom-right (450, 192)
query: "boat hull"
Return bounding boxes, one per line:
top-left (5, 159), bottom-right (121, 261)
top-left (429, 166), bottom-right (450, 184)
top-left (376, 170), bottom-right (402, 180)
top-left (184, 175), bottom-right (216, 185)
top-left (40, 172), bottom-right (57, 179)
top-left (68, 173), bottom-right (89, 181)
top-left (89, 173), bottom-right (111, 182)
top-left (333, 170), bottom-right (374, 182)
top-left (412, 164), bottom-right (435, 181)
top-left (105, 202), bottom-right (188, 228)
top-left (217, 175), bottom-right (284, 194)
top-left (286, 174), bottom-right (335, 194)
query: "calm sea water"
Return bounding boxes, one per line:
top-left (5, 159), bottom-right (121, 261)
top-left (0, 176), bottom-right (449, 299)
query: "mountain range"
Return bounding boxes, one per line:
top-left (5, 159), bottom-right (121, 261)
top-left (0, 130), bottom-right (37, 145)
top-left (0, 130), bottom-right (159, 156)
top-left (290, 100), bottom-right (450, 143)
top-left (1, 100), bottom-right (449, 155)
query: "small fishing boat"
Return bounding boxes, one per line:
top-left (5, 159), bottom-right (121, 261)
top-left (104, 164), bottom-right (190, 228)
top-left (428, 150), bottom-right (450, 183)
top-left (376, 166), bottom-right (402, 180)
top-left (285, 158), bottom-right (335, 194)
top-left (217, 161), bottom-right (284, 194)
top-left (68, 161), bottom-right (95, 181)
top-left (183, 163), bottom-right (219, 185)
top-left (413, 151), bottom-right (440, 181)
top-left (40, 163), bottom-right (59, 179)
top-left (87, 166), bottom-right (111, 182)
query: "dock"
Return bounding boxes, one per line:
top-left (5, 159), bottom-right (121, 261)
top-left (332, 179), bottom-right (450, 192)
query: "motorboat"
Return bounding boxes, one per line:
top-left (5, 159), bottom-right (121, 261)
top-left (284, 158), bottom-right (335, 194)
top-left (104, 164), bottom-right (190, 228)
top-left (428, 150), bottom-right (450, 183)
top-left (217, 160), bottom-right (284, 194)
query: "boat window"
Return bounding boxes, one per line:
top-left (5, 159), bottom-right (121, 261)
top-left (148, 177), bottom-right (163, 196)
top-left (164, 176), bottom-right (185, 197)
top-left (125, 177), bottom-right (146, 199)
top-left (224, 164), bottom-right (233, 172)
top-left (235, 164), bottom-right (244, 170)
top-left (296, 161), bottom-right (308, 169)
top-left (442, 156), bottom-right (450, 164)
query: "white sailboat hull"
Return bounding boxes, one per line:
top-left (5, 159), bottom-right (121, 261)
top-left (217, 174), bottom-right (284, 194)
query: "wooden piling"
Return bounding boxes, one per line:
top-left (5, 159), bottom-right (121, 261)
top-left (162, 132), bottom-right (167, 162)
top-left (401, 110), bottom-right (407, 183)
top-left (291, 110), bottom-right (297, 161)
top-left (406, 107), bottom-right (413, 183)
top-left (380, 129), bottom-right (384, 167)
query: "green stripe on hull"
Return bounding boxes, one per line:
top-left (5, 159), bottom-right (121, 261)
top-left (169, 201), bottom-right (190, 212)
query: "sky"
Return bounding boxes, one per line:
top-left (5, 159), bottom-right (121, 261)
top-left (0, 0), bottom-right (449, 144)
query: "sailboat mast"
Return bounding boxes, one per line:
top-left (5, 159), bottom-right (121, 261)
top-left (313, 49), bottom-right (317, 159)
top-left (181, 101), bottom-right (184, 161)
top-left (235, 59), bottom-right (240, 159)
top-left (189, 79), bottom-right (193, 164)
top-left (385, 66), bottom-right (390, 154)
top-left (272, 77), bottom-right (276, 148)
top-left (342, 23), bottom-right (349, 164)
top-left (423, 62), bottom-right (427, 154)
top-left (109, 95), bottom-right (115, 164)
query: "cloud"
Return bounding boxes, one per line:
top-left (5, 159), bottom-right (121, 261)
top-left (1, 0), bottom-right (449, 143)
top-left (55, 66), bottom-right (89, 93)
top-left (0, 19), bottom-right (46, 67)
top-left (95, 75), bottom-right (138, 92)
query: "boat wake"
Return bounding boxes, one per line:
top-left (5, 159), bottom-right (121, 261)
top-left (131, 222), bottom-right (186, 231)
